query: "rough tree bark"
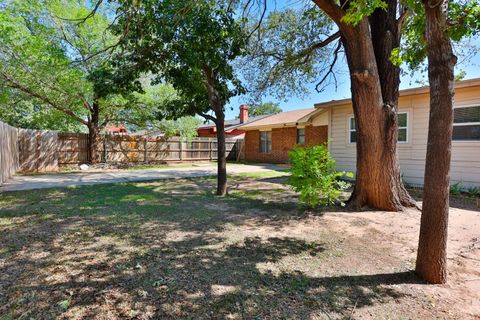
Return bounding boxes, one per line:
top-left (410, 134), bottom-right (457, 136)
top-left (214, 111), bottom-right (228, 196)
top-left (415, 0), bottom-right (456, 284)
top-left (313, 0), bottom-right (416, 211)
top-left (87, 99), bottom-right (102, 164)
top-left (203, 65), bottom-right (228, 196)
top-left (367, 1), bottom-right (417, 209)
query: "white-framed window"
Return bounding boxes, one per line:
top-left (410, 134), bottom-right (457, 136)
top-left (397, 112), bottom-right (408, 143)
top-left (259, 131), bottom-right (272, 153)
top-left (453, 105), bottom-right (480, 141)
top-left (348, 116), bottom-right (357, 143)
top-left (349, 112), bottom-right (409, 143)
top-left (297, 128), bottom-right (305, 144)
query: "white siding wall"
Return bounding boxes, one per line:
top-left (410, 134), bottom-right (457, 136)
top-left (326, 86), bottom-right (480, 187)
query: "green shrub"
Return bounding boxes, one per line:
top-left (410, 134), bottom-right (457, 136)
top-left (450, 182), bottom-right (463, 195)
top-left (450, 183), bottom-right (480, 197)
top-left (288, 144), bottom-right (352, 208)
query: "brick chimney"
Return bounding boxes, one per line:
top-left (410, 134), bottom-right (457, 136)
top-left (239, 104), bottom-right (249, 123)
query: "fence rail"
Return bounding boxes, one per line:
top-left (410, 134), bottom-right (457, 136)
top-left (97, 136), bottom-right (240, 164)
top-left (0, 122), bottom-right (19, 185)
top-left (0, 124), bottom-right (245, 179)
top-left (15, 131), bottom-right (244, 173)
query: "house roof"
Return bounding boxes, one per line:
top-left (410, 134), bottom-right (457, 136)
top-left (130, 130), bottom-right (165, 137)
top-left (198, 114), bottom-right (269, 129)
top-left (238, 108), bottom-right (316, 130)
top-left (313, 77), bottom-right (480, 109)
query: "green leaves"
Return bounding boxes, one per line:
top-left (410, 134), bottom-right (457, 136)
top-left (0, 0), bottom-right (89, 123)
top-left (114, 0), bottom-right (248, 118)
top-left (399, 0), bottom-right (480, 71)
top-left (288, 144), bottom-right (351, 209)
top-left (0, 0), bottom-right (163, 132)
top-left (155, 117), bottom-right (202, 141)
top-left (448, 0), bottom-right (480, 41)
top-left (341, 0), bottom-right (388, 26)
top-left (249, 102), bottom-right (282, 117)
top-left (241, 6), bottom-right (335, 100)
top-left (57, 299), bottom-right (70, 311)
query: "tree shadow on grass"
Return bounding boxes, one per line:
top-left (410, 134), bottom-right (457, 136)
top-left (0, 176), bottom-right (432, 318)
top-left (1, 230), bottom-right (425, 319)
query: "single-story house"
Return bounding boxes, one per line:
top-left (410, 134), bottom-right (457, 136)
top-left (238, 108), bottom-right (328, 163)
top-left (238, 78), bottom-right (480, 187)
top-left (197, 105), bottom-right (269, 139)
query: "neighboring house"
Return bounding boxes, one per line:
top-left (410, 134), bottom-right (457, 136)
top-left (130, 130), bottom-right (165, 138)
top-left (238, 108), bottom-right (329, 163)
top-left (238, 77), bottom-right (480, 187)
top-left (197, 105), bottom-right (269, 139)
top-left (105, 123), bottom-right (128, 135)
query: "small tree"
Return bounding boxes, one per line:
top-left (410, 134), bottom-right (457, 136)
top-left (288, 145), bottom-right (351, 208)
top-left (114, 0), bottom-right (248, 195)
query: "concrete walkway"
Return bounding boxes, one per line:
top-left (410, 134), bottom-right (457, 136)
top-left (0, 163), bottom-right (287, 192)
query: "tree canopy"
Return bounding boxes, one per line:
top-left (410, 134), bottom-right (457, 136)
top-left (241, 5), bottom-right (336, 100)
top-left (249, 102), bottom-right (282, 116)
top-left (113, 0), bottom-right (250, 195)
top-left (113, 0), bottom-right (247, 121)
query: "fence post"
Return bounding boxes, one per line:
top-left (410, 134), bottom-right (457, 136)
top-left (144, 137), bottom-right (148, 163)
top-left (35, 131), bottom-right (42, 173)
top-left (179, 139), bottom-right (183, 160)
top-left (103, 135), bottom-right (107, 163)
top-left (209, 140), bottom-right (213, 161)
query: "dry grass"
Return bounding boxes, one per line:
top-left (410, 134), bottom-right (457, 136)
top-left (0, 173), bottom-right (479, 319)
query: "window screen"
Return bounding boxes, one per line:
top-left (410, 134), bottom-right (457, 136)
top-left (297, 128), bottom-right (305, 144)
top-left (260, 131), bottom-right (272, 153)
top-left (453, 106), bottom-right (480, 141)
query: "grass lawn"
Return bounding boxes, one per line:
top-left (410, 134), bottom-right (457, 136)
top-left (0, 172), bottom-right (479, 319)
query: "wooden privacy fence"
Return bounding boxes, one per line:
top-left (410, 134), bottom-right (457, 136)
top-left (0, 122), bottom-right (19, 185)
top-left (17, 132), bottom-right (245, 172)
top-left (98, 136), bottom-right (243, 164)
top-left (18, 129), bottom-right (59, 172)
top-left (1, 126), bottom-right (245, 179)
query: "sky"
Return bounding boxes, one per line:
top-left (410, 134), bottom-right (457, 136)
top-left (223, 0), bottom-right (480, 120)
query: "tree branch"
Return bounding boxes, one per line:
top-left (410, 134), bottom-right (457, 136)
top-left (56, 0), bottom-right (104, 25)
top-left (289, 31), bottom-right (340, 61)
top-left (312, 0), bottom-right (346, 26)
top-left (315, 40), bottom-right (342, 93)
top-left (198, 112), bottom-right (217, 123)
top-left (397, 7), bottom-right (409, 34)
top-left (0, 72), bottom-right (88, 125)
top-left (246, 0), bottom-right (268, 42)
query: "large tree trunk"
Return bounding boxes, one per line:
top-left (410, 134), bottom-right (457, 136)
top-left (369, 0), bottom-right (401, 105)
top-left (415, 0), bottom-right (456, 284)
top-left (87, 99), bottom-right (101, 164)
top-left (313, 0), bottom-right (416, 211)
top-left (215, 111), bottom-right (227, 196)
top-left (341, 21), bottom-right (413, 211)
top-left (367, 0), bottom-right (417, 208)
top-left (88, 123), bottom-right (101, 164)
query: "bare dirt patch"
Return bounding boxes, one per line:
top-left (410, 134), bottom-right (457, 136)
top-left (0, 175), bottom-right (479, 319)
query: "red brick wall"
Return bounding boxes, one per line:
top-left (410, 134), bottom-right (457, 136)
top-left (305, 125), bottom-right (328, 147)
top-left (244, 125), bottom-right (328, 163)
